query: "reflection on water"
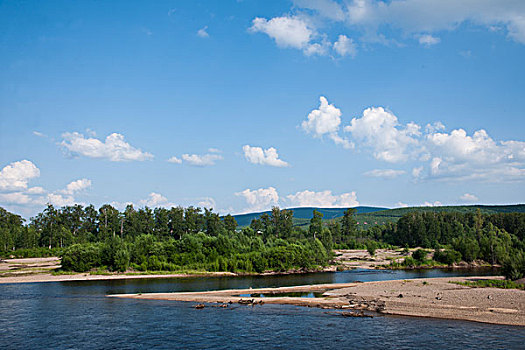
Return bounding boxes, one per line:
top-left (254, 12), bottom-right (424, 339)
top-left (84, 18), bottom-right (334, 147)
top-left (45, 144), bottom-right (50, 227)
top-left (1, 268), bottom-right (523, 349)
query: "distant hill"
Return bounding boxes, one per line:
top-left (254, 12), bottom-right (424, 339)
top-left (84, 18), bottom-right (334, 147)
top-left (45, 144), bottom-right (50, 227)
top-left (353, 204), bottom-right (525, 228)
top-left (232, 204), bottom-right (525, 229)
top-left (232, 206), bottom-right (388, 227)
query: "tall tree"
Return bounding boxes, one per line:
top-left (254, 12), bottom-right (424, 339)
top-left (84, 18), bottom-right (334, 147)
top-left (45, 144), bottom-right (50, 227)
top-left (309, 210), bottom-right (323, 240)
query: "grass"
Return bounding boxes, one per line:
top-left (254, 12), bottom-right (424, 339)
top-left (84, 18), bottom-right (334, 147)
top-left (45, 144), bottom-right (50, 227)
top-left (51, 270), bottom-right (78, 276)
top-left (451, 279), bottom-right (525, 290)
top-left (384, 258), bottom-right (449, 269)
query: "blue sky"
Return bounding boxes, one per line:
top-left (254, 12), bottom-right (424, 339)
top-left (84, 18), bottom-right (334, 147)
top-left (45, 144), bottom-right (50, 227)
top-left (1, 0), bottom-right (524, 217)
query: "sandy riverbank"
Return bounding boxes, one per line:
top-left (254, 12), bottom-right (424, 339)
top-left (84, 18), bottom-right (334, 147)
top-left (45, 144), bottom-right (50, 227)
top-left (0, 257), bottom-right (238, 284)
top-left (109, 276), bottom-right (525, 326)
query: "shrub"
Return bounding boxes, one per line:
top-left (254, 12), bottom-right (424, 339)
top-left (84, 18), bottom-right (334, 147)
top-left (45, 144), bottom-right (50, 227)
top-left (366, 241), bottom-right (377, 256)
top-left (61, 244), bottom-right (101, 272)
top-left (412, 249), bottom-right (428, 262)
top-left (433, 249), bottom-right (461, 265)
top-left (114, 248), bottom-right (130, 272)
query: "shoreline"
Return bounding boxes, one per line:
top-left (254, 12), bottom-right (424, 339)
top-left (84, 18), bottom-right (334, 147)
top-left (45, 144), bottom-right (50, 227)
top-left (0, 252), bottom-right (500, 284)
top-left (109, 276), bottom-right (525, 327)
top-left (0, 271), bottom-right (241, 284)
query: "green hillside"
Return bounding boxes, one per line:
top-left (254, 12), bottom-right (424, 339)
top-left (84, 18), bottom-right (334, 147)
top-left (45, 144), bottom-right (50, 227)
top-left (232, 206), bottom-right (388, 227)
top-left (353, 204), bottom-right (525, 228)
top-left (233, 204), bottom-right (525, 229)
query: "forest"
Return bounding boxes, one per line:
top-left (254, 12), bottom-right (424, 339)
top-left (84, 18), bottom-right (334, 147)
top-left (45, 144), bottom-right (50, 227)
top-left (0, 204), bottom-right (524, 279)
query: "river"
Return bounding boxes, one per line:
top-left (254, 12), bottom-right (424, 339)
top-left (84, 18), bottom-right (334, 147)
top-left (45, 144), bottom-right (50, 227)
top-left (1, 268), bottom-right (524, 349)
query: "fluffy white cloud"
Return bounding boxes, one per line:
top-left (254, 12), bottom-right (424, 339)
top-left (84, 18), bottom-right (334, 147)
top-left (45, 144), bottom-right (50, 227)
top-left (302, 96), bottom-right (352, 148)
top-left (418, 34), bottom-right (440, 46)
top-left (333, 34), bottom-right (357, 56)
top-left (138, 192), bottom-right (174, 208)
top-left (250, 16), bottom-right (313, 49)
top-left (167, 156), bottom-right (182, 164)
top-left (182, 153), bottom-right (223, 166)
top-left (424, 129), bottom-right (525, 181)
top-left (61, 132), bottom-right (153, 162)
top-left (364, 169), bottom-right (406, 178)
top-left (47, 193), bottom-right (75, 207)
top-left (208, 148), bottom-right (221, 153)
top-left (0, 160), bottom-right (40, 192)
top-left (249, 15), bottom-right (333, 56)
top-left (460, 193), bottom-right (479, 202)
top-left (293, 0), bottom-right (525, 45)
top-left (304, 97), bottom-right (525, 182)
top-left (235, 187), bottom-right (279, 212)
top-left (423, 201), bottom-right (442, 207)
top-left (243, 145), bottom-right (289, 167)
top-left (197, 26), bottom-right (209, 38)
top-left (0, 160), bottom-right (94, 212)
top-left (344, 107), bottom-right (421, 162)
top-left (396, 201), bottom-right (409, 207)
top-left (287, 190), bottom-right (359, 207)
top-left (197, 197), bottom-right (216, 209)
top-left (63, 179), bottom-right (91, 195)
top-left (0, 192), bottom-right (33, 205)
top-left (27, 186), bottom-right (46, 195)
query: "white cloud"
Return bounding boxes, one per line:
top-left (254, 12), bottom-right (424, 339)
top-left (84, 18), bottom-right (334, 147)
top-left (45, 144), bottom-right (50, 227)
top-left (460, 193), bottom-right (479, 202)
top-left (0, 161), bottom-right (94, 213)
top-left (425, 121), bottom-right (445, 133)
top-left (26, 186), bottom-right (46, 195)
top-left (423, 201), bottom-right (442, 207)
top-left (344, 107), bottom-right (421, 162)
top-left (243, 145), bottom-right (289, 167)
top-left (293, 0), bottom-right (346, 21)
top-left (208, 148), bottom-right (221, 153)
top-left (302, 96), bottom-right (352, 148)
top-left (249, 15), bottom-right (331, 56)
top-left (292, 0), bottom-right (525, 45)
top-left (138, 192), bottom-right (176, 208)
top-left (141, 192), bottom-right (166, 207)
top-left (333, 34), bottom-right (357, 57)
top-left (364, 169), bottom-right (406, 178)
top-left (167, 156), bottom-right (182, 164)
top-left (0, 192), bottom-right (33, 205)
top-left (197, 26), bottom-right (209, 38)
top-left (0, 160), bottom-right (40, 192)
top-left (287, 190), bottom-right (359, 207)
top-left (61, 132), bottom-right (153, 162)
top-left (33, 131), bottom-right (46, 137)
top-left (181, 153), bottom-right (223, 166)
top-left (250, 16), bottom-right (313, 49)
top-left (424, 129), bottom-right (525, 181)
top-left (197, 197), bottom-right (216, 209)
top-left (412, 166), bottom-right (424, 179)
top-left (304, 97), bottom-right (525, 182)
top-left (396, 201), bottom-right (409, 207)
top-left (303, 40), bottom-right (330, 56)
top-left (418, 34), bottom-right (440, 46)
top-left (47, 193), bottom-right (75, 207)
top-left (235, 187), bottom-right (279, 212)
top-left (63, 179), bottom-right (91, 195)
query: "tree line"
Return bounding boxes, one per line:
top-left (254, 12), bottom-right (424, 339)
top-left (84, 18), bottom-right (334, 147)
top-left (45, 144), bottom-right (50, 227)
top-left (1, 204), bottom-right (524, 279)
top-left (0, 204), bottom-right (332, 273)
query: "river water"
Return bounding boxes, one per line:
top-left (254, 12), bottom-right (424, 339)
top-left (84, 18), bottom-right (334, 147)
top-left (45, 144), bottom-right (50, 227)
top-left (1, 268), bottom-right (524, 349)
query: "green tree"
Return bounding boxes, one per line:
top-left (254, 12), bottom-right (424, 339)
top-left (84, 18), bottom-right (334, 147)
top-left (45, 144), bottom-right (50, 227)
top-left (341, 208), bottom-right (357, 240)
top-left (223, 214), bottom-right (237, 232)
top-left (309, 210), bottom-right (324, 240)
